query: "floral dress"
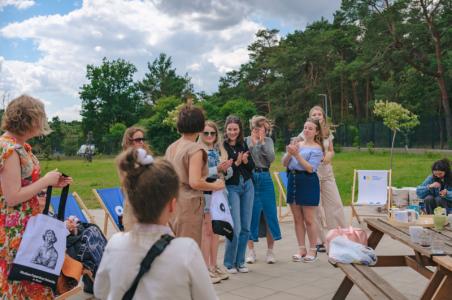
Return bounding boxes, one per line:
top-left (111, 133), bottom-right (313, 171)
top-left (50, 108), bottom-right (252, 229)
top-left (0, 135), bottom-right (54, 299)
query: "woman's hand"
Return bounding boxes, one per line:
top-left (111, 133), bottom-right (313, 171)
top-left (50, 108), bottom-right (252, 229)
top-left (54, 176), bottom-right (73, 188)
top-left (235, 152), bottom-right (243, 166)
top-left (43, 171), bottom-right (63, 186)
top-left (242, 151), bottom-right (250, 164)
top-left (212, 179), bottom-right (225, 191)
top-left (429, 182), bottom-right (441, 189)
top-left (439, 189), bottom-right (447, 197)
top-left (217, 160), bottom-right (232, 173)
top-left (286, 144), bottom-right (298, 156)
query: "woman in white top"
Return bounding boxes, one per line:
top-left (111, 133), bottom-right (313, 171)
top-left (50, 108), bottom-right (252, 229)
top-left (94, 148), bottom-right (218, 300)
top-left (299, 106), bottom-right (346, 252)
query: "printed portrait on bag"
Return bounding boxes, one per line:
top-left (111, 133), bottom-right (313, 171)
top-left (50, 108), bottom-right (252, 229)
top-left (32, 229), bottom-right (59, 269)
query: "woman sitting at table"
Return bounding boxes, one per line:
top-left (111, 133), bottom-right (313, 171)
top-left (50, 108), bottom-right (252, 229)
top-left (416, 158), bottom-right (452, 214)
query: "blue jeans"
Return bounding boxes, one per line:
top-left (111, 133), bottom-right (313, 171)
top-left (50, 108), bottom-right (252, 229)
top-left (250, 172), bottom-right (282, 242)
top-left (224, 176), bottom-right (254, 269)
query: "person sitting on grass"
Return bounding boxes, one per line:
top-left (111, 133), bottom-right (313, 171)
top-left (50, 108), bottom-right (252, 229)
top-left (416, 158), bottom-right (452, 214)
top-left (94, 148), bottom-right (218, 300)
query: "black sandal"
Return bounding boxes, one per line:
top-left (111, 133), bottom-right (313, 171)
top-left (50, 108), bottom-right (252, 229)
top-left (316, 244), bottom-right (326, 253)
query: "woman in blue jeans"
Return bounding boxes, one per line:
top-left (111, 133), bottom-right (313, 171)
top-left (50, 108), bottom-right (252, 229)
top-left (245, 116), bottom-right (281, 264)
top-left (223, 115), bottom-right (255, 274)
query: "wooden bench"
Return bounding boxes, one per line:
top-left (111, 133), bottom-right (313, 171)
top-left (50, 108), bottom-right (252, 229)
top-left (330, 260), bottom-right (408, 300)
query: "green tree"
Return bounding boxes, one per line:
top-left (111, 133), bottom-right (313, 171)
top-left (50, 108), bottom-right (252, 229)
top-left (80, 57), bottom-right (144, 150)
top-left (102, 123), bottom-right (127, 154)
top-left (143, 96), bottom-right (182, 154)
top-left (140, 53), bottom-right (193, 104)
top-left (373, 101), bottom-right (420, 169)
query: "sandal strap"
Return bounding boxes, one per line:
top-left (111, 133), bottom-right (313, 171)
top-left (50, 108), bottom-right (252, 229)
top-left (299, 245), bottom-right (306, 249)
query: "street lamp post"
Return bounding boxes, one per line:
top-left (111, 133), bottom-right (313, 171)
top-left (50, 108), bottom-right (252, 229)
top-left (318, 94), bottom-right (328, 118)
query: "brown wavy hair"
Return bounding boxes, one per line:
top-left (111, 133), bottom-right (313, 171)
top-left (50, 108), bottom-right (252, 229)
top-left (309, 105), bottom-right (330, 138)
top-left (306, 118), bottom-right (325, 153)
top-left (121, 126), bottom-right (151, 153)
top-left (1, 95), bottom-right (51, 136)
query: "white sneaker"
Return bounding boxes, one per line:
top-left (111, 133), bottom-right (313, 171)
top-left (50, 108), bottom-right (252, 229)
top-left (246, 249), bottom-right (256, 264)
top-left (209, 271), bottom-right (222, 284)
top-left (266, 249), bottom-right (276, 264)
top-left (226, 267), bottom-right (238, 274)
top-left (237, 265), bottom-right (249, 273)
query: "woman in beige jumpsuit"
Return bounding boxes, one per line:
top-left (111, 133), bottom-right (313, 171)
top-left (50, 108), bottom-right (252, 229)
top-left (299, 106), bottom-right (346, 252)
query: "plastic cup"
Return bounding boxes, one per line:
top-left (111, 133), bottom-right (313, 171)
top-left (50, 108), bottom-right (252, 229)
top-left (419, 229), bottom-right (432, 248)
top-left (433, 215), bottom-right (447, 231)
top-left (431, 238), bottom-right (444, 255)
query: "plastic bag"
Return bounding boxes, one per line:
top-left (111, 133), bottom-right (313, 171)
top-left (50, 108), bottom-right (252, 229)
top-left (328, 236), bottom-right (377, 266)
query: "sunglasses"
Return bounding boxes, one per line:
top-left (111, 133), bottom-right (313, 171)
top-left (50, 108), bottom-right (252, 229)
top-left (131, 138), bottom-right (146, 142)
top-left (203, 131), bottom-right (217, 137)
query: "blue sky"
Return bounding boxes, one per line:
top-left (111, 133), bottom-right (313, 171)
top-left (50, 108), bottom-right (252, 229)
top-left (0, 0), bottom-right (341, 120)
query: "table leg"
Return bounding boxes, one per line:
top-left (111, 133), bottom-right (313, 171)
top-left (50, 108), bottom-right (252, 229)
top-left (433, 274), bottom-right (452, 300)
top-left (421, 269), bottom-right (446, 300)
top-left (332, 277), bottom-right (354, 300)
top-left (366, 227), bottom-right (384, 249)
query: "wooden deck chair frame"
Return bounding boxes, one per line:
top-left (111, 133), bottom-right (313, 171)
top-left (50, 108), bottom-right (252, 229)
top-left (350, 169), bottom-right (392, 225)
top-left (92, 188), bottom-right (120, 234)
top-left (273, 171), bottom-right (292, 222)
top-left (72, 191), bottom-right (96, 224)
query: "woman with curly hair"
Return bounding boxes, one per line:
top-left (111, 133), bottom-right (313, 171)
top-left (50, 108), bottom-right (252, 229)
top-left (0, 95), bottom-right (71, 299)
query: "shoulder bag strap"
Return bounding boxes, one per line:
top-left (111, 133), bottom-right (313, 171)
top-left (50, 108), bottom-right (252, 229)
top-left (122, 234), bottom-right (174, 300)
top-left (42, 186), bottom-right (53, 215)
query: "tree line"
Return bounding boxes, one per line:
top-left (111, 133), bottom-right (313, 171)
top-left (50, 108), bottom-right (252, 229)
top-left (10, 0), bottom-right (451, 156)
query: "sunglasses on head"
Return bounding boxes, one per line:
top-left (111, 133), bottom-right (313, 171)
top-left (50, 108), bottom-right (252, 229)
top-left (132, 138), bottom-right (146, 142)
top-left (203, 131), bottom-right (217, 137)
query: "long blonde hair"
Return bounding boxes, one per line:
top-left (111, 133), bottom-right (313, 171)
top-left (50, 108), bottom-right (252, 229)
top-left (199, 120), bottom-right (228, 161)
top-left (309, 105), bottom-right (330, 138)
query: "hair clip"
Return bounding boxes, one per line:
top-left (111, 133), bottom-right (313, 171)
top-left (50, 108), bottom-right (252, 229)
top-left (136, 148), bottom-right (154, 166)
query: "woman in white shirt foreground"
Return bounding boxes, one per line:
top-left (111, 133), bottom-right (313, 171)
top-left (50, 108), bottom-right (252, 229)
top-left (94, 148), bottom-right (218, 300)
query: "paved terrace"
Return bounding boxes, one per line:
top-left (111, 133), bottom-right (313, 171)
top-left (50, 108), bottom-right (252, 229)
top-left (72, 207), bottom-right (427, 300)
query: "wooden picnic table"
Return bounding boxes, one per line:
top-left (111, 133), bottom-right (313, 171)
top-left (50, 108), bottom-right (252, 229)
top-left (332, 217), bottom-right (452, 300)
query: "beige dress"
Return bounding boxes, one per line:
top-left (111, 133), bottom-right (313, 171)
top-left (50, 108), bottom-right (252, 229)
top-left (316, 134), bottom-right (347, 242)
top-left (165, 137), bottom-right (208, 246)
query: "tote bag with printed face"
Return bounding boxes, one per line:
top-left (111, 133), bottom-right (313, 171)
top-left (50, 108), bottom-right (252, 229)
top-left (210, 189), bottom-right (234, 241)
top-left (8, 184), bottom-right (70, 291)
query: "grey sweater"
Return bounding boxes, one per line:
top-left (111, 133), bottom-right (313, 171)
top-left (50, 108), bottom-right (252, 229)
top-left (245, 136), bottom-right (275, 168)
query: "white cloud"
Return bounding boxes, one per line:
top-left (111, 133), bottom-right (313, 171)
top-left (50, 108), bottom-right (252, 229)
top-left (49, 104), bottom-right (81, 122)
top-left (0, 0), bottom-right (35, 11)
top-left (0, 0), bottom-right (340, 120)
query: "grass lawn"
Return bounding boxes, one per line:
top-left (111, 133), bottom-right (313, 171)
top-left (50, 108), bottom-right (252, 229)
top-left (41, 151), bottom-right (447, 208)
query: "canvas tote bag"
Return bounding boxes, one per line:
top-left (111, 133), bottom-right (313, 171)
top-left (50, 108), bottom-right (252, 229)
top-left (210, 189), bottom-right (234, 241)
top-left (8, 182), bottom-right (70, 291)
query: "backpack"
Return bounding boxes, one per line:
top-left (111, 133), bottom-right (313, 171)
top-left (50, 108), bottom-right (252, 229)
top-left (66, 222), bottom-right (107, 293)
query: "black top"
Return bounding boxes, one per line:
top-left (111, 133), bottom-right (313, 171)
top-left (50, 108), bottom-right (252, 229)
top-left (224, 141), bottom-right (255, 185)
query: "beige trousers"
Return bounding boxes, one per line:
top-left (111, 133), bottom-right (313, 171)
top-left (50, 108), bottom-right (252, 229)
top-left (169, 196), bottom-right (204, 247)
top-left (316, 163), bottom-right (347, 243)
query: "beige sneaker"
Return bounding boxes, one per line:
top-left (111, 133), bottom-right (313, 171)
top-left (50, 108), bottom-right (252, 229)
top-left (215, 265), bottom-right (229, 280)
top-left (209, 270), bottom-right (222, 284)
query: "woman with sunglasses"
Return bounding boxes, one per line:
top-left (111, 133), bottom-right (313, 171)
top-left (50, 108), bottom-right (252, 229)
top-left (223, 115), bottom-right (255, 274)
top-left (121, 126), bottom-right (152, 231)
top-left (199, 121), bottom-right (233, 284)
top-left (245, 116), bottom-right (281, 264)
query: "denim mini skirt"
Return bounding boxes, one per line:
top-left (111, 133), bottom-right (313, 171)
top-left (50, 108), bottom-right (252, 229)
top-left (286, 170), bottom-right (320, 206)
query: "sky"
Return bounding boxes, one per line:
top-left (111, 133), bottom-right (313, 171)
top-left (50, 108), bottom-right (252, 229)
top-left (0, 0), bottom-right (341, 121)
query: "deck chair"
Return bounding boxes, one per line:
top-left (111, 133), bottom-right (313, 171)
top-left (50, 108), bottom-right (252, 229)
top-left (273, 171), bottom-right (292, 222)
top-left (50, 192), bottom-right (95, 224)
top-left (92, 187), bottom-right (124, 234)
top-left (350, 169), bottom-right (392, 224)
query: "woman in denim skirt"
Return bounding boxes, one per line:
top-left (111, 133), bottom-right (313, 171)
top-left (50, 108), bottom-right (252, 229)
top-left (245, 116), bottom-right (281, 264)
top-left (283, 118), bottom-right (324, 263)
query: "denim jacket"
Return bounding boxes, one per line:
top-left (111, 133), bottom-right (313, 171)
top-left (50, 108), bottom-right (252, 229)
top-left (416, 175), bottom-right (452, 201)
